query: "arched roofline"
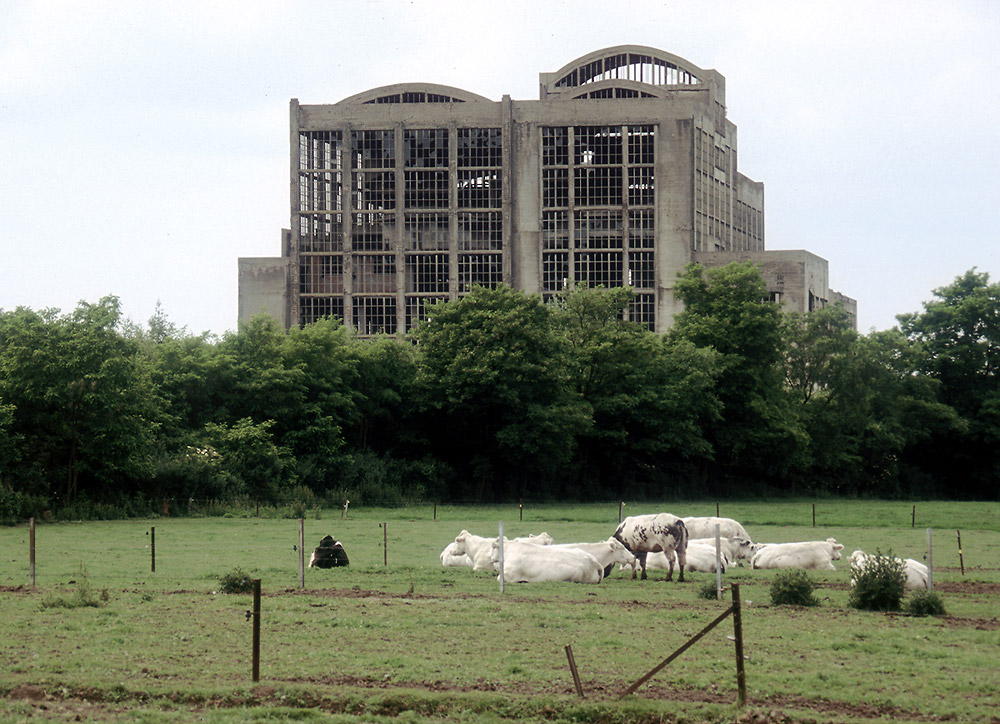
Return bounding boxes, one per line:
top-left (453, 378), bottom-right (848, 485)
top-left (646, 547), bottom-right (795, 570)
top-left (562, 78), bottom-right (673, 100)
top-left (335, 82), bottom-right (493, 106)
top-left (542, 45), bottom-right (714, 96)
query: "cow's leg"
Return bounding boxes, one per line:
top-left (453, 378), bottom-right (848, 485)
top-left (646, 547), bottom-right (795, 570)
top-left (675, 546), bottom-right (686, 582)
top-left (664, 551), bottom-right (673, 581)
top-left (637, 551), bottom-right (647, 580)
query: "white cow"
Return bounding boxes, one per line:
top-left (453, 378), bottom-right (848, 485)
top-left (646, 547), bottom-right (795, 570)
top-left (493, 540), bottom-right (604, 584)
top-left (848, 550), bottom-right (929, 590)
top-left (688, 536), bottom-right (759, 565)
top-left (613, 513), bottom-right (688, 581)
top-left (451, 530), bottom-right (500, 571)
top-left (751, 538), bottom-right (844, 571)
top-left (638, 542), bottom-right (728, 573)
top-left (682, 516), bottom-right (751, 541)
top-left (447, 531), bottom-right (555, 571)
top-left (439, 541), bottom-right (473, 568)
top-left (549, 538), bottom-right (637, 578)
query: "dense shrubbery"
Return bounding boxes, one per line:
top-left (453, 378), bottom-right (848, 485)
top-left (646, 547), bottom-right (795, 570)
top-left (769, 570), bottom-right (820, 607)
top-left (849, 551), bottom-right (906, 612)
top-left (217, 567), bottom-right (256, 594)
top-left (2, 266), bottom-right (999, 519)
top-left (906, 590), bottom-right (947, 616)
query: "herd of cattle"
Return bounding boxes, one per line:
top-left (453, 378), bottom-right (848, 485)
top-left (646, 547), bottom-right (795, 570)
top-left (436, 512), bottom-right (931, 588)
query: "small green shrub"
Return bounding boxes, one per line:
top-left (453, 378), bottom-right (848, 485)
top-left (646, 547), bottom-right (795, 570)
top-left (697, 581), bottom-right (721, 600)
top-left (217, 567), bottom-right (256, 594)
top-left (769, 570), bottom-right (819, 606)
top-left (849, 549), bottom-right (906, 611)
top-left (906, 589), bottom-right (946, 616)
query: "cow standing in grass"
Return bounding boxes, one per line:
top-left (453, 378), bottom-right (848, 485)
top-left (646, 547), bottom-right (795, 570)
top-left (613, 513), bottom-right (689, 582)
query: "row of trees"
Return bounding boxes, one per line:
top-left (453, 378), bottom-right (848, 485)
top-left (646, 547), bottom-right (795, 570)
top-left (1, 262), bottom-right (997, 518)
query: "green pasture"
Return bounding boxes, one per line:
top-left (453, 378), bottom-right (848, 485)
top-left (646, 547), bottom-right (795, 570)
top-left (1, 500), bottom-right (998, 723)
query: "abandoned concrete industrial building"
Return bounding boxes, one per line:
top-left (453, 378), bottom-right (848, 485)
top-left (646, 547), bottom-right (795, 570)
top-left (238, 45), bottom-right (855, 335)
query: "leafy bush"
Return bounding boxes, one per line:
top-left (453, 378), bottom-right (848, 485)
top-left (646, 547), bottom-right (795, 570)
top-left (217, 567), bottom-right (256, 594)
top-left (906, 589), bottom-right (946, 616)
top-left (769, 570), bottom-right (820, 606)
top-left (849, 550), bottom-right (906, 611)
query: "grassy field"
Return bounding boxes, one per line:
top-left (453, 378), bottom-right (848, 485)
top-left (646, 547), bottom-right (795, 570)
top-left (1, 500), bottom-right (998, 723)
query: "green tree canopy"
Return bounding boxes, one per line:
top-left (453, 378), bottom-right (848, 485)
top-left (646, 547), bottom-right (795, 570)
top-left (415, 285), bottom-right (589, 501)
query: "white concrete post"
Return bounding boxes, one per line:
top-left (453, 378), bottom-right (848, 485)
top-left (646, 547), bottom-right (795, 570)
top-left (715, 523), bottom-right (722, 600)
top-left (926, 528), bottom-right (933, 591)
top-left (498, 521), bottom-right (505, 594)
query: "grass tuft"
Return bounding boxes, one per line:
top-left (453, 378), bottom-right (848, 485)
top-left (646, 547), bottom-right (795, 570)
top-left (41, 564), bottom-right (109, 609)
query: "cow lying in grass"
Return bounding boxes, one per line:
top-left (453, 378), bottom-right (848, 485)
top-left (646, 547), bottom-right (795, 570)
top-left (445, 531), bottom-right (554, 571)
top-left (849, 549), bottom-right (929, 590)
top-left (751, 538), bottom-right (843, 571)
top-left (492, 540), bottom-right (604, 584)
top-left (309, 535), bottom-right (350, 568)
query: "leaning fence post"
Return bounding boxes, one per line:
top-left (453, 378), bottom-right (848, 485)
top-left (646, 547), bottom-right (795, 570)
top-left (29, 517), bottom-right (35, 587)
top-left (957, 530), bottom-right (964, 576)
top-left (912, 504), bottom-right (916, 528)
top-left (298, 518), bottom-right (305, 589)
top-left (565, 645), bottom-right (585, 698)
top-left (732, 583), bottom-right (747, 708)
top-left (926, 528), bottom-right (933, 591)
top-left (251, 579), bottom-right (261, 682)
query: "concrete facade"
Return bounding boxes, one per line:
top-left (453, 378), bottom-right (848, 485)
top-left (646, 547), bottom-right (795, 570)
top-left (238, 46), bottom-right (854, 334)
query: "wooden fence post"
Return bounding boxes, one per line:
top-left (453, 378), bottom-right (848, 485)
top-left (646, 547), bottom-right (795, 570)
top-left (251, 579), bottom-right (261, 682)
top-left (812, 503), bottom-right (816, 527)
top-left (150, 526), bottom-right (155, 573)
top-left (957, 530), bottom-right (964, 576)
top-left (732, 583), bottom-right (747, 708)
top-left (298, 519), bottom-right (305, 589)
top-left (565, 645), bottom-right (585, 698)
top-left (383, 523), bottom-right (388, 566)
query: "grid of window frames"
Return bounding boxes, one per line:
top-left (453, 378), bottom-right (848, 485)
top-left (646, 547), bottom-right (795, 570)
top-left (298, 131), bottom-right (346, 325)
top-left (300, 296), bottom-right (345, 326)
top-left (303, 127), bottom-right (504, 334)
top-left (456, 128), bottom-right (502, 290)
top-left (405, 295), bottom-right (448, 333)
top-left (541, 125), bottom-right (655, 325)
top-left (694, 129), bottom-right (735, 252)
top-left (350, 130), bottom-right (398, 333)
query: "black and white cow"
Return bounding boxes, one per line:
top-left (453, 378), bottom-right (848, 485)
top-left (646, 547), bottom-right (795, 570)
top-left (308, 535), bottom-right (350, 568)
top-left (613, 513), bottom-right (689, 582)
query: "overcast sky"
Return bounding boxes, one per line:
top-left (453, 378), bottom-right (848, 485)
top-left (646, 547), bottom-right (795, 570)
top-left (2, 0), bottom-right (998, 336)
